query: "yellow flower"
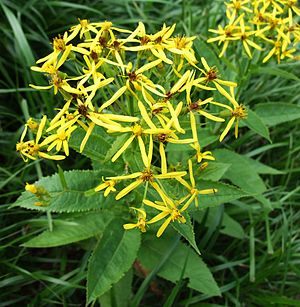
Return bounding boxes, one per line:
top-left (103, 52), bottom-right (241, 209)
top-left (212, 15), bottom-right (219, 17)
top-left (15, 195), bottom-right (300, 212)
top-left (125, 59), bottom-right (166, 101)
top-left (30, 73), bottom-right (82, 95)
top-left (25, 183), bottom-right (38, 194)
top-left (232, 14), bottom-right (262, 58)
top-left (69, 18), bottom-right (99, 40)
top-left (219, 88), bottom-right (247, 141)
top-left (176, 159), bottom-right (217, 207)
top-left (198, 57), bottom-right (237, 88)
top-left (225, 0), bottom-right (252, 20)
top-left (207, 15), bottom-right (243, 57)
top-left (144, 187), bottom-right (196, 237)
top-left (35, 31), bottom-right (89, 67)
top-left (123, 207), bottom-right (148, 233)
top-left (109, 101), bottom-right (168, 165)
top-left (16, 116), bottom-right (65, 161)
top-left (164, 35), bottom-right (198, 65)
top-left (95, 178), bottom-right (117, 197)
top-left (188, 97), bottom-right (225, 122)
top-left (189, 111), bottom-right (217, 163)
top-left (40, 118), bottom-right (77, 156)
top-left (26, 118), bottom-right (39, 130)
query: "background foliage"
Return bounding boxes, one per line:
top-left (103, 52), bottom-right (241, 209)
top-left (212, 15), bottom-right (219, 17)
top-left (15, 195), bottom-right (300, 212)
top-left (1, 0), bottom-right (300, 306)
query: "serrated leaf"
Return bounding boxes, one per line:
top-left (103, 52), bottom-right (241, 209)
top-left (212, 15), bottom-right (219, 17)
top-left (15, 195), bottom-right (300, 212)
top-left (196, 162), bottom-right (231, 181)
top-left (243, 109), bottom-right (271, 142)
top-left (13, 170), bottom-right (120, 212)
top-left (87, 221), bottom-right (141, 303)
top-left (255, 102), bottom-right (300, 127)
top-left (139, 234), bottom-right (220, 296)
top-left (69, 126), bottom-right (111, 162)
top-left (194, 180), bottom-right (249, 209)
top-left (172, 213), bottom-right (201, 255)
top-left (213, 149), bottom-right (266, 194)
top-left (23, 211), bottom-right (114, 247)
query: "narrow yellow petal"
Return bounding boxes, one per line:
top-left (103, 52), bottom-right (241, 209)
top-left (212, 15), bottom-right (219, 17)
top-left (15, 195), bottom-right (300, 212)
top-left (138, 136), bottom-right (148, 168)
top-left (188, 159), bottom-right (195, 187)
top-left (36, 115), bottom-right (47, 144)
top-left (98, 86), bottom-right (127, 112)
top-left (147, 135), bottom-right (153, 167)
top-left (166, 101), bottom-right (184, 134)
top-left (219, 117), bottom-right (235, 142)
top-left (38, 152), bottom-right (65, 160)
top-left (157, 217), bottom-right (172, 237)
top-left (112, 134), bottom-right (135, 162)
top-left (171, 70), bottom-right (190, 94)
top-left (201, 57), bottom-right (210, 71)
top-left (135, 58), bottom-right (162, 75)
top-left (57, 45), bottom-right (72, 69)
top-left (108, 172), bottom-right (142, 180)
top-left (199, 110), bottom-right (225, 122)
top-left (155, 171), bottom-right (187, 179)
top-left (138, 101), bottom-right (157, 129)
top-left (80, 122), bottom-right (95, 152)
top-left (123, 223), bottom-right (139, 230)
top-left (143, 199), bottom-right (167, 211)
top-left (148, 212), bottom-right (169, 224)
top-left (115, 179), bottom-right (143, 200)
top-left (189, 111), bottom-right (198, 142)
top-left (159, 142), bottom-right (167, 174)
top-left (199, 188), bottom-right (217, 194)
top-left (215, 83), bottom-right (238, 107)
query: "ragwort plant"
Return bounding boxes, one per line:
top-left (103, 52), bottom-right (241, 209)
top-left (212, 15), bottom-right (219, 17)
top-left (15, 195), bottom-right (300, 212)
top-left (208, 0), bottom-right (300, 62)
top-left (12, 13), bottom-right (299, 303)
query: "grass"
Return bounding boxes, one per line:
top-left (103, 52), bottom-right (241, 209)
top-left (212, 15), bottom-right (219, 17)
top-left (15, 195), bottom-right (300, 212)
top-left (1, 0), bottom-right (300, 306)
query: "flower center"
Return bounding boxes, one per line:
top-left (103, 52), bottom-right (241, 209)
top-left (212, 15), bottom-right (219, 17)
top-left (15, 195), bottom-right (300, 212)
top-left (206, 69), bottom-right (218, 81)
top-left (170, 209), bottom-right (186, 223)
top-left (132, 124), bottom-right (143, 136)
top-left (53, 36), bottom-right (65, 51)
top-left (174, 36), bottom-right (188, 49)
top-left (232, 105), bottom-right (247, 119)
top-left (140, 169), bottom-right (154, 182)
top-left (57, 131), bottom-right (67, 141)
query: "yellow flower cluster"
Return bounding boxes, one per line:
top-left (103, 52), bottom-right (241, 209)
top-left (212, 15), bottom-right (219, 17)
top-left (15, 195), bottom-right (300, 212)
top-left (17, 20), bottom-right (247, 237)
top-left (208, 0), bottom-right (300, 62)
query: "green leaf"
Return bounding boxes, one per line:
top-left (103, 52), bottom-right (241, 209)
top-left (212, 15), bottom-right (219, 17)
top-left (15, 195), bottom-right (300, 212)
top-left (69, 126), bottom-right (112, 162)
top-left (13, 170), bottom-right (120, 213)
top-left (172, 213), bottom-right (201, 255)
top-left (87, 221), bottom-right (141, 303)
top-left (23, 212), bottom-right (114, 247)
top-left (196, 162), bottom-right (231, 181)
top-left (247, 159), bottom-right (283, 175)
top-left (1, 3), bottom-right (34, 66)
top-left (243, 109), bottom-right (271, 142)
top-left (255, 102), bottom-right (300, 127)
top-left (220, 212), bottom-right (245, 239)
top-left (213, 149), bottom-right (266, 194)
top-left (139, 234), bottom-right (220, 296)
top-left (252, 66), bottom-right (299, 81)
top-left (193, 180), bottom-right (249, 209)
top-left (99, 269), bottom-right (133, 307)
